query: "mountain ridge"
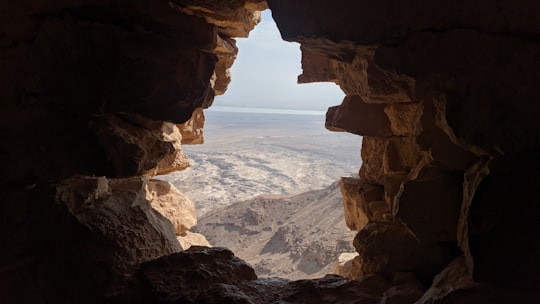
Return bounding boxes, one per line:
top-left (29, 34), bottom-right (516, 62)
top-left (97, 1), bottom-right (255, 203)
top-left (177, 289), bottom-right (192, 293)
top-left (194, 181), bottom-right (357, 280)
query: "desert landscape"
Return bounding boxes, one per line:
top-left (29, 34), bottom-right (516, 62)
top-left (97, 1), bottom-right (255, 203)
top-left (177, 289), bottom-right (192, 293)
top-left (162, 107), bottom-right (361, 278)
top-left (195, 181), bottom-right (357, 280)
top-left (164, 107), bottom-right (362, 216)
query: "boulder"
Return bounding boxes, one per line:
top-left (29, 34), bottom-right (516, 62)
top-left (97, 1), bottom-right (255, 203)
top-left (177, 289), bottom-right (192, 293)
top-left (326, 95), bottom-right (393, 137)
top-left (339, 177), bottom-right (387, 231)
top-left (111, 247), bottom-right (257, 303)
top-left (177, 231), bottom-right (212, 250)
top-left (56, 176), bottom-right (182, 274)
top-left (146, 179), bottom-right (197, 235)
top-left (334, 252), bottom-right (359, 279)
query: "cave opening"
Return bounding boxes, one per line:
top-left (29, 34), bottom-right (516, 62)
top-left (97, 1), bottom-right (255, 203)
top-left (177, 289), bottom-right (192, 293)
top-left (160, 9), bottom-right (362, 279)
top-left (3, 0), bottom-right (540, 302)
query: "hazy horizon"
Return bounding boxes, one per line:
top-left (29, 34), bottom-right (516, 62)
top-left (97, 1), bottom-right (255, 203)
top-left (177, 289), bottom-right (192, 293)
top-left (214, 10), bottom-right (344, 111)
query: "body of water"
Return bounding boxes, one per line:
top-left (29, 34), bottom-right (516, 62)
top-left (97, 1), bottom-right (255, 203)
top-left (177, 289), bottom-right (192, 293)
top-left (207, 106), bottom-right (327, 116)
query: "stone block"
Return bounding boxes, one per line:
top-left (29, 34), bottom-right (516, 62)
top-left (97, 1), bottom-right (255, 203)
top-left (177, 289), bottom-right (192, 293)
top-left (326, 95), bottom-right (392, 137)
top-left (340, 177), bottom-right (387, 231)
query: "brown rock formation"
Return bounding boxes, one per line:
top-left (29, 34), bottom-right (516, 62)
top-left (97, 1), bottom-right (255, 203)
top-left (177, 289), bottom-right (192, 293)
top-left (110, 246), bottom-right (257, 303)
top-left (269, 0), bottom-right (540, 300)
top-left (178, 107), bottom-right (205, 145)
top-left (333, 252), bottom-right (359, 279)
top-left (2, 0), bottom-right (540, 303)
top-left (56, 176), bottom-right (182, 267)
top-left (177, 231), bottom-right (212, 249)
top-left (146, 179), bottom-right (197, 235)
top-left (146, 179), bottom-right (212, 249)
top-left (114, 268), bottom-right (425, 304)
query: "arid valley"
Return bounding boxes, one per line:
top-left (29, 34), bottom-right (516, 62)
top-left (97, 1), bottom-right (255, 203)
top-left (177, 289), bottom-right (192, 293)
top-left (162, 107), bottom-right (362, 278)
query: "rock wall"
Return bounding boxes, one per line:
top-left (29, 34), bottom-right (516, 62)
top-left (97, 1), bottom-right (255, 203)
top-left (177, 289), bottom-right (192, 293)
top-left (268, 0), bottom-right (540, 300)
top-left (1, 0), bottom-right (540, 303)
top-left (0, 0), bottom-right (262, 302)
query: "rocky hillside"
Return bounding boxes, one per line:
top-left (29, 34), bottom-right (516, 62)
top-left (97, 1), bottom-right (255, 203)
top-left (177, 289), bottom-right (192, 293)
top-left (194, 181), bottom-right (356, 280)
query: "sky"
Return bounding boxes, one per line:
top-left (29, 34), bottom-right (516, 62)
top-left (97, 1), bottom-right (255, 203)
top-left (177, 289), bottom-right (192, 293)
top-left (213, 10), bottom-right (344, 111)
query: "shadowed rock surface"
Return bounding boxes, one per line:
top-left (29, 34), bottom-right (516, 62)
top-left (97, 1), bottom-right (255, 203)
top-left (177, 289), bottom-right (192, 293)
top-left (1, 0), bottom-right (540, 303)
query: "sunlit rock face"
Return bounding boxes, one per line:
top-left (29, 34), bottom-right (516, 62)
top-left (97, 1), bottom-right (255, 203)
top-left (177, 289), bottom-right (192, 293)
top-left (1, 0), bottom-right (540, 303)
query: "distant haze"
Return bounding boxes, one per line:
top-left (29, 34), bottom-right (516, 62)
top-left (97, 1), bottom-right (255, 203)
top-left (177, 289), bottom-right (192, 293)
top-left (214, 10), bottom-right (344, 111)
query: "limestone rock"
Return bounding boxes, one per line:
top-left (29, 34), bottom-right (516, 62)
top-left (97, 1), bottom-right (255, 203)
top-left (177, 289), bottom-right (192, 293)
top-left (146, 179), bottom-right (197, 235)
top-left (268, 0), bottom-right (540, 44)
top-left (112, 247), bottom-right (257, 303)
top-left (1, 3), bottom-right (216, 123)
top-left (417, 99), bottom-right (479, 172)
top-left (56, 176), bottom-right (182, 274)
top-left (417, 256), bottom-right (476, 303)
top-left (93, 114), bottom-right (190, 177)
top-left (214, 35), bottom-right (239, 96)
top-left (396, 167), bottom-right (463, 242)
top-left (376, 30), bottom-right (540, 154)
top-left (339, 177), bottom-right (387, 231)
top-left (197, 274), bottom-right (395, 304)
top-left (381, 281), bottom-right (424, 304)
top-left (353, 222), bottom-right (456, 280)
top-left (326, 95), bottom-right (393, 137)
top-left (384, 102), bottom-right (423, 137)
top-left (152, 149), bottom-right (191, 176)
top-left (365, 61), bottom-right (416, 104)
top-left (359, 136), bottom-right (426, 185)
top-left (333, 54), bottom-right (371, 98)
top-left (177, 231), bottom-right (212, 250)
top-left (298, 45), bottom-right (338, 84)
top-left (178, 107), bottom-right (205, 145)
top-left (325, 52), bottom-right (416, 104)
top-left (4, 0), bottom-right (540, 303)
top-left (171, 0), bottom-right (267, 37)
top-left (264, 275), bottom-right (383, 304)
top-left (153, 122), bottom-right (191, 176)
top-left (333, 252), bottom-right (359, 279)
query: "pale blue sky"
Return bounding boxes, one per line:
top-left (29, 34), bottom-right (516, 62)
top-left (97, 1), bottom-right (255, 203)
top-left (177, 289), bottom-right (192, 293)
top-left (213, 10), bottom-right (344, 111)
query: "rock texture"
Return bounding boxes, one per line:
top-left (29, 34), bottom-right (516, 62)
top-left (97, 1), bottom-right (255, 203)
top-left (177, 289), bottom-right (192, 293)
top-left (0, 176), bottom-right (182, 303)
top-left (112, 265), bottom-right (425, 304)
top-left (0, 0), bottom-right (260, 302)
top-left (145, 178), bottom-right (211, 249)
top-left (178, 107), bottom-right (205, 145)
top-left (146, 179), bottom-right (197, 235)
top-left (195, 182), bottom-right (356, 279)
top-left (268, 0), bottom-right (540, 301)
top-left (110, 247), bottom-right (257, 303)
top-left (56, 176), bottom-right (183, 270)
top-left (2, 0), bottom-right (540, 303)
top-left (333, 252), bottom-right (359, 279)
top-left (177, 231), bottom-right (212, 249)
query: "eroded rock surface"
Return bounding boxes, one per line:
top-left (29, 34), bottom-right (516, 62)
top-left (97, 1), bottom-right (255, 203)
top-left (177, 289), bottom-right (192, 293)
top-left (2, 0), bottom-right (540, 303)
top-left (177, 231), bottom-right (212, 249)
top-left (268, 0), bottom-right (540, 301)
top-left (110, 247), bottom-right (257, 303)
top-left (57, 176), bottom-right (182, 270)
top-left (146, 179), bottom-right (197, 235)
